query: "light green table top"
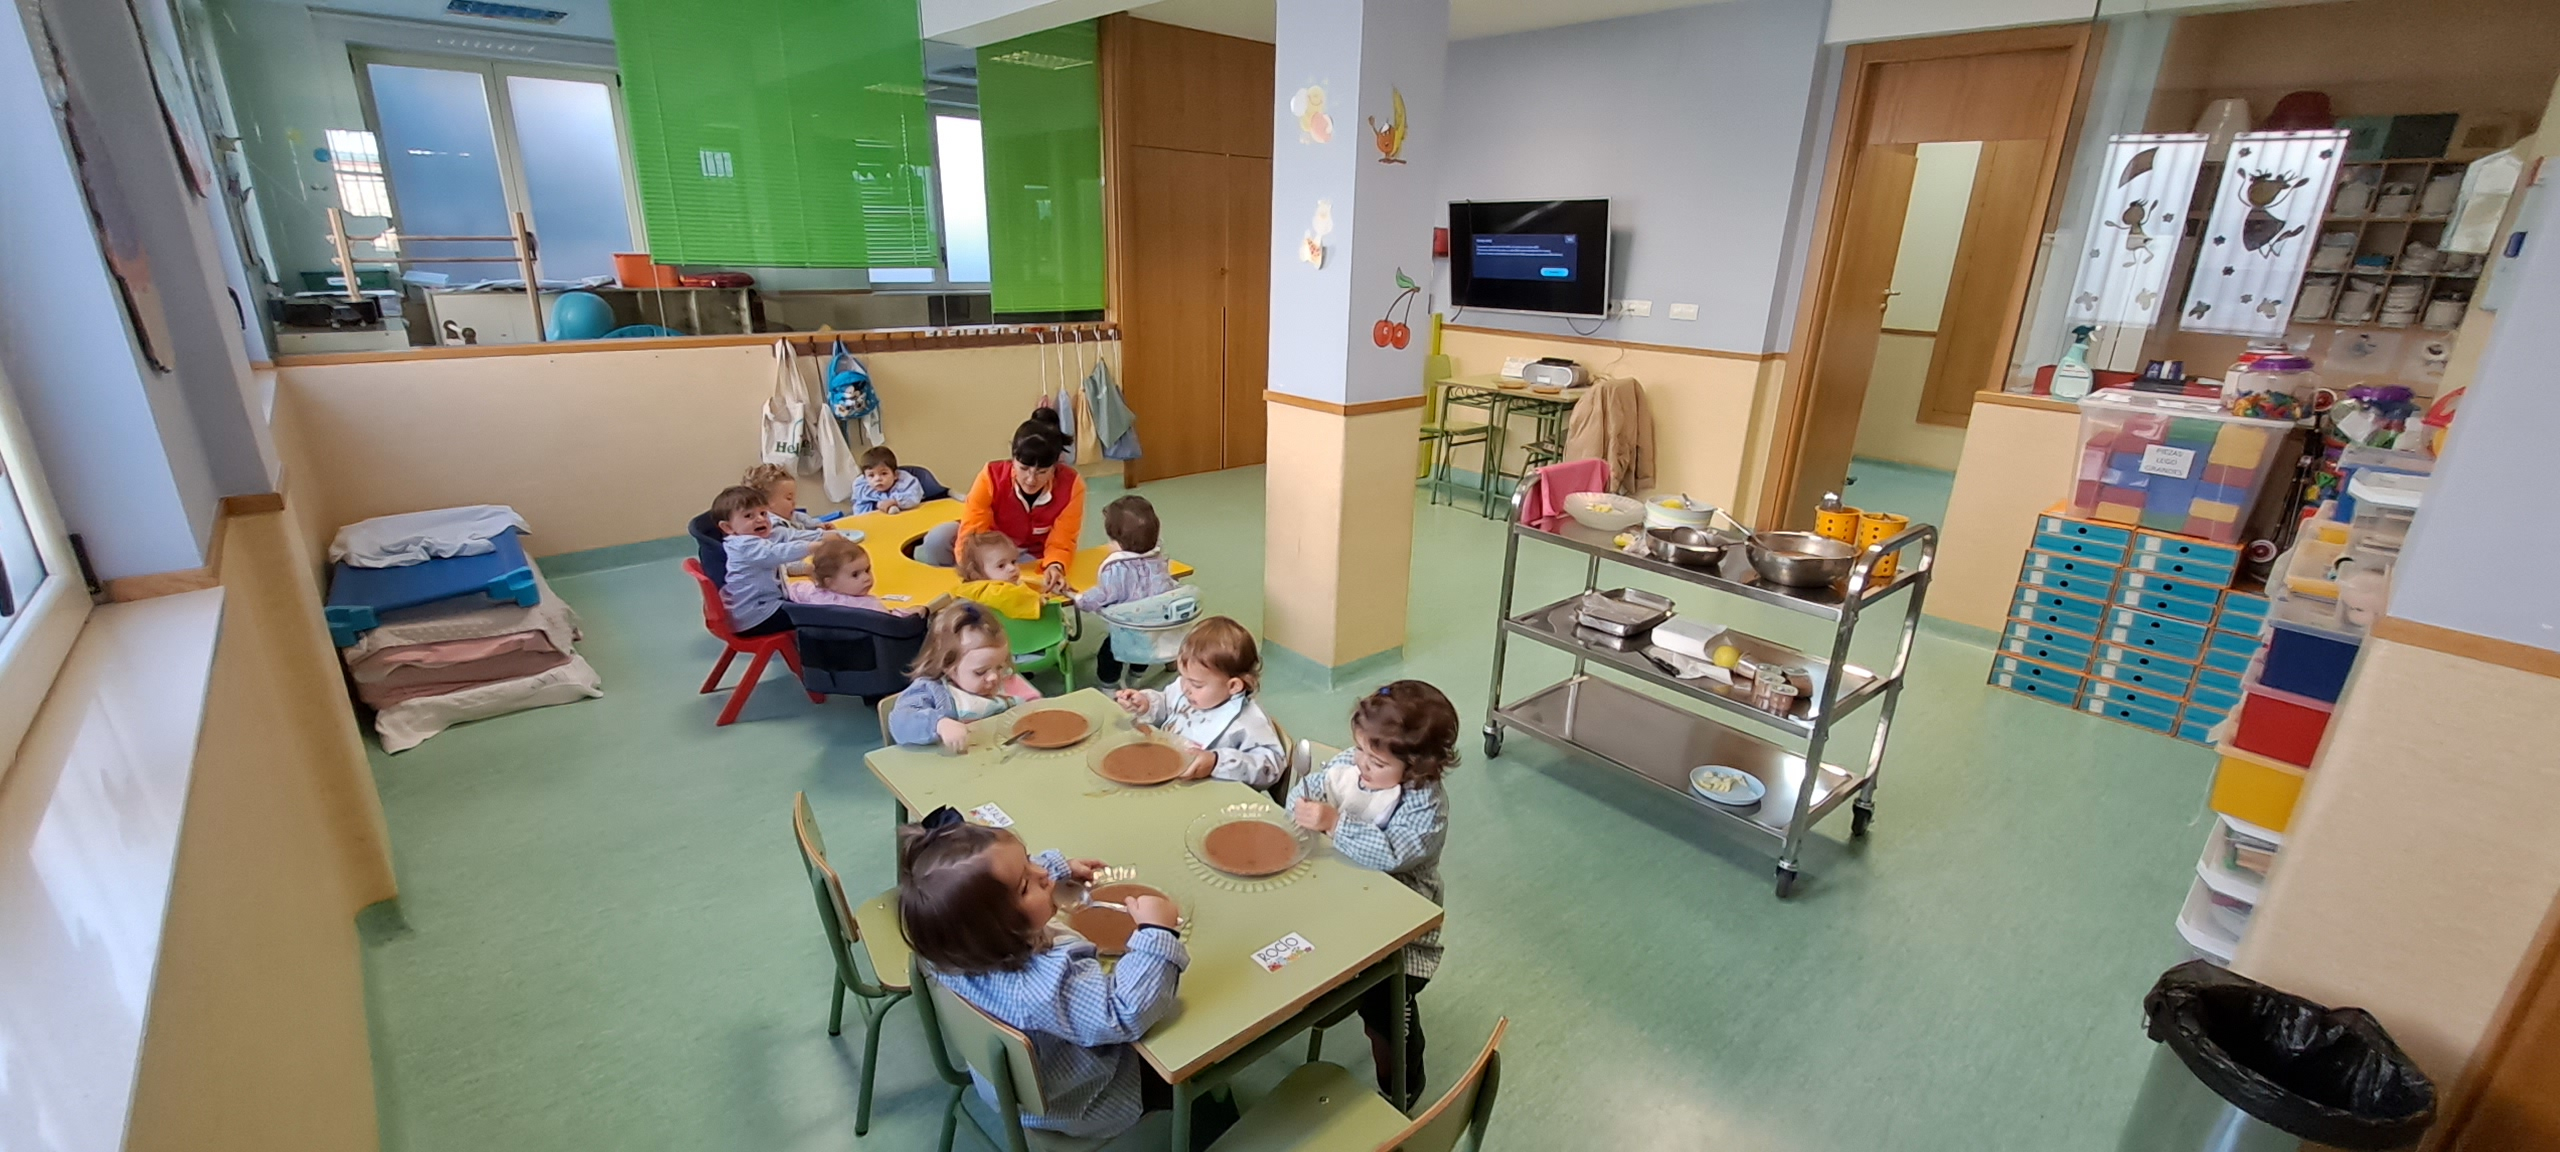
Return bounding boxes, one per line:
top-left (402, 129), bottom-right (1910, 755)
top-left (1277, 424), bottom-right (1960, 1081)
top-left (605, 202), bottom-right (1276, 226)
top-left (864, 689), bottom-right (1443, 1082)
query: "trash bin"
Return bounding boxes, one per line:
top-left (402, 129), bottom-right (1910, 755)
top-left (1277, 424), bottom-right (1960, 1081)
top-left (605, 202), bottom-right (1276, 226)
top-left (2117, 961), bottom-right (2436, 1152)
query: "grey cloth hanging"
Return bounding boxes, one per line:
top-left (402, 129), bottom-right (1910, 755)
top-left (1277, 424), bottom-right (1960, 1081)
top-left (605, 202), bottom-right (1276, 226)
top-left (1082, 358), bottom-right (1141, 461)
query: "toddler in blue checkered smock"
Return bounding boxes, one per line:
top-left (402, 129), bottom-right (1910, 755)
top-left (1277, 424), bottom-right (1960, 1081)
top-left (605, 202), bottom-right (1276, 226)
top-left (899, 815), bottom-right (1235, 1141)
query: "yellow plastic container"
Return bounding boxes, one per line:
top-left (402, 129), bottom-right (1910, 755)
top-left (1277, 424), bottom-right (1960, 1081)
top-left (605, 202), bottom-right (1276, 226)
top-left (2208, 745), bottom-right (2306, 834)
top-left (1857, 512), bottom-right (1910, 583)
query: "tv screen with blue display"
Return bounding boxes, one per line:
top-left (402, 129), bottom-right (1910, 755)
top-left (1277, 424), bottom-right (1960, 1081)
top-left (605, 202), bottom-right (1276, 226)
top-left (1449, 200), bottom-right (1608, 317)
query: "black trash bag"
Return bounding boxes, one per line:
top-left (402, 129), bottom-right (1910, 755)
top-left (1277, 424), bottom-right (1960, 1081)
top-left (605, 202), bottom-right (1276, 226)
top-left (2144, 960), bottom-right (2436, 1149)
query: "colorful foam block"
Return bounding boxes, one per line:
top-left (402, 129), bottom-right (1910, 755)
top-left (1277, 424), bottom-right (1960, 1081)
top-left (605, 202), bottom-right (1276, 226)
top-left (2209, 425), bottom-right (2271, 467)
top-left (2141, 476), bottom-right (2200, 531)
top-left (2097, 501), bottom-right (2144, 523)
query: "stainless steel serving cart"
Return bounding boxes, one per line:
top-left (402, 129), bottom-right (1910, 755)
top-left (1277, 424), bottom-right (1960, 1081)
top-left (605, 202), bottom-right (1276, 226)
top-left (1482, 476), bottom-right (1937, 897)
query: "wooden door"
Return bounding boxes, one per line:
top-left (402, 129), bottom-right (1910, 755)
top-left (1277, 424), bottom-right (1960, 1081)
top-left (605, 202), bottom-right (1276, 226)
top-left (1794, 144), bottom-right (1918, 514)
top-left (1918, 138), bottom-right (2048, 427)
top-left (1222, 152), bottom-right (1271, 468)
top-left (1121, 145), bottom-right (1228, 481)
top-left (1762, 24), bottom-right (2090, 529)
top-left (2428, 890), bottom-right (2560, 1150)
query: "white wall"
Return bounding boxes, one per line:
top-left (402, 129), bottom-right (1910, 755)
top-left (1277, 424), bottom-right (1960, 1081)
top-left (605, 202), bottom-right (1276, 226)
top-left (1883, 141), bottom-right (1981, 331)
top-left (1435, 0), bottom-right (1830, 354)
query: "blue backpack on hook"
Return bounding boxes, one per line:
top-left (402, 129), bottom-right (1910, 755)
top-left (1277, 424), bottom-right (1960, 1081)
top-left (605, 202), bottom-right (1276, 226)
top-left (826, 339), bottom-right (879, 422)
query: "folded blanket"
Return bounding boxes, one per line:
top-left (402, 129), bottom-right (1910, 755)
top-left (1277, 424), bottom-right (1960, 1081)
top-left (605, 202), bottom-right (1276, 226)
top-left (339, 561), bottom-right (577, 665)
top-left (331, 505), bottom-right (529, 568)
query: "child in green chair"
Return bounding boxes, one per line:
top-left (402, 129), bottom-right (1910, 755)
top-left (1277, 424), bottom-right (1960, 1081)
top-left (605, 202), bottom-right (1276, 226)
top-left (901, 813), bottom-right (1239, 1143)
top-left (1290, 679), bottom-right (1456, 1098)
top-left (952, 531), bottom-right (1046, 620)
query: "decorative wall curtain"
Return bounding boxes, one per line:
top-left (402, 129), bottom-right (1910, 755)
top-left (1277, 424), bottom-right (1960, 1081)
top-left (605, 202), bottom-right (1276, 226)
top-left (2179, 130), bottom-right (2350, 337)
top-left (977, 22), bottom-right (1105, 313)
top-left (2067, 133), bottom-right (2207, 332)
top-left (610, 0), bottom-right (936, 267)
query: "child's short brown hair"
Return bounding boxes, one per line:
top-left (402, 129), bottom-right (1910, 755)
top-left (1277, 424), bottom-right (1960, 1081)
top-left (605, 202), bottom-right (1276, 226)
top-left (907, 600), bottom-right (1012, 682)
top-left (956, 531), bottom-right (1018, 582)
top-left (897, 820), bottom-right (1041, 974)
top-left (809, 535), bottom-right (869, 583)
top-left (860, 445), bottom-right (899, 471)
top-left (1352, 679), bottom-right (1461, 786)
top-left (1178, 616), bottom-right (1258, 693)
top-left (1102, 495), bottom-right (1160, 554)
top-left (711, 485), bottom-right (769, 527)
top-left (741, 462), bottom-right (793, 498)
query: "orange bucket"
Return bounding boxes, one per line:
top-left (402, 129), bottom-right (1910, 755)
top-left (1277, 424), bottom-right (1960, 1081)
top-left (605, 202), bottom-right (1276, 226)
top-left (613, 252), bottom-right (655, 287)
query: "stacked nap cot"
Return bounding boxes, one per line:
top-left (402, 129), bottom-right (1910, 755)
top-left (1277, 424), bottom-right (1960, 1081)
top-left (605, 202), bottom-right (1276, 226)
top-left (327, 510), bottom-right (602, 752)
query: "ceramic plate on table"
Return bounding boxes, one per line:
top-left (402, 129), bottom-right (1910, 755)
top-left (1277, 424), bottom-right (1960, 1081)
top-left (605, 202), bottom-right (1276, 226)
top-left (1008, 708), bottom-right (1093, 750)
top-left (1091, 740), bottom-right (1188, 785)
top-left (1186, 803), bottom-right (1312, 877)
top-left (1687, 764), bottom-right (1766, 809)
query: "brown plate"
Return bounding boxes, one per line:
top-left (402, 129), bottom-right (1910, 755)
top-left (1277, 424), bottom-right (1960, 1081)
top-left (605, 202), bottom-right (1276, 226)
top-left (1069, 883), bottom-right (1176, 956)
top-left (1201, 820), bottom-right (1302, 877)
top-left (1095, 741), bottom-right (1187, 785)
top-left (1010, 709), bottom-right (1092, 749)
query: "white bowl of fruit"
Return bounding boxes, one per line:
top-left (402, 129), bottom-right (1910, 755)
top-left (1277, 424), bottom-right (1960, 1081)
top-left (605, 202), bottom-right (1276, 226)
top-left (1564, 492), bottom-right (1645, 531)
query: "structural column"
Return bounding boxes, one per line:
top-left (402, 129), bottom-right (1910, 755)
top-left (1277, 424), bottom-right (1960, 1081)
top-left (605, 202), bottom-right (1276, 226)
top-left (1261, 0), bottom-right (1446, 680)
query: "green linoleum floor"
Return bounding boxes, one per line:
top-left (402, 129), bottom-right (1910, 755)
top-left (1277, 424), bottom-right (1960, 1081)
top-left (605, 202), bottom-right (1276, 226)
top-left (359, 465), bottom-right (2215, 1151)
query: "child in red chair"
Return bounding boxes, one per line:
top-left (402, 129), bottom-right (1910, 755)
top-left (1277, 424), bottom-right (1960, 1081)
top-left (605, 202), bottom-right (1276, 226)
top-left (712, 485), bottom-right (819, 637)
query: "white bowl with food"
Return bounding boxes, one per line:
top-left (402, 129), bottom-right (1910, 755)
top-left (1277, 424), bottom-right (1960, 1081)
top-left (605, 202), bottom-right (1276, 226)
top-left (1564, 492), bottom-right (1645, 531)
top-left (1644, 495), bottom-right (1718, 531)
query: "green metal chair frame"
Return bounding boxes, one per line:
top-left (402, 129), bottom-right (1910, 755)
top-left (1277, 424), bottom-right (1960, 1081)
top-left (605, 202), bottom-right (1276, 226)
top-left (790, 792), bottom-right (914, 1135)
top-left (1421, 386), bottom-right (1501, 516)
top-left (1204, 1018), bottom-right (1508, 1152)
top-left (910, 959), bottom-right (1176, 1152)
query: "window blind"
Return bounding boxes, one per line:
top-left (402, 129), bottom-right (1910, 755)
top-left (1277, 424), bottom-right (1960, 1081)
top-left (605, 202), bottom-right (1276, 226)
top-left (977, 21), bottom-right (1104, 312)
top-left (611, 0), bottom-right (936, 267)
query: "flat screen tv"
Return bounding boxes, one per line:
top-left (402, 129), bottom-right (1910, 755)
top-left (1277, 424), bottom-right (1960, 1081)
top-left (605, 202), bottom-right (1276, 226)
top-left (1449, 199), bottom-right (1610, 318)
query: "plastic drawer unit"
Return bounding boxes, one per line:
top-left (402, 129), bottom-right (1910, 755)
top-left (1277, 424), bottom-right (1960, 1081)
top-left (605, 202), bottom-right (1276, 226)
top-left (1992, 658), bottom-right (2083, 703)
top-left (2210, 746), bottom-right (2307, 833)
top-left (2232, 684), bottom-right (2333, 767)
top-left (2082, 692), bottom-right (2181, 733)
top-left (2260, 616), bottom-right (2360, 703)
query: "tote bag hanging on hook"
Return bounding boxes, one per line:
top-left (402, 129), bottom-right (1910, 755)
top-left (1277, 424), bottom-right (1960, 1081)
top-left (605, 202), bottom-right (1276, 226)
top-left (762, 339), bottom-right (813, 468)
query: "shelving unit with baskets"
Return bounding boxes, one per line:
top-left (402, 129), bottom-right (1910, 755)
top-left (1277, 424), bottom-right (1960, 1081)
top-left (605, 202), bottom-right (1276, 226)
top-left (2294, 158), bottom-right (2479, 331)
top-left (1481, 474), bottom-right (1937, 898)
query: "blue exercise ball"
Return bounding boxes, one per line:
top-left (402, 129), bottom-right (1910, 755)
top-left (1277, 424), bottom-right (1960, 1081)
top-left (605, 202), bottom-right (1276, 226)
top-left (546, 291), bottom-right (616, 341)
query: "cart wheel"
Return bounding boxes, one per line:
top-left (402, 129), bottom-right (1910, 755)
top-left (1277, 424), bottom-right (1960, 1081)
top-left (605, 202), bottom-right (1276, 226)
top-left (1851, 804), bottom-right (1874, 838)
top-left (1774, 865), bottom-right (1800, 899)
top-left (1482, 727), bottom-right (1504, 759)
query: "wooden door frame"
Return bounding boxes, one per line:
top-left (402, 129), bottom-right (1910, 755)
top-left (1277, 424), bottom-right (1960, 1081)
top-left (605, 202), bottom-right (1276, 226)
top-left (1756, 23), bottom-right (2096, 529)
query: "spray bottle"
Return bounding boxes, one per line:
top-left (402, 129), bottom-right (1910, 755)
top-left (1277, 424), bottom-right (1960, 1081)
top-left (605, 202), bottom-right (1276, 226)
top-left (2050, 325), bottom-right (2098, 400)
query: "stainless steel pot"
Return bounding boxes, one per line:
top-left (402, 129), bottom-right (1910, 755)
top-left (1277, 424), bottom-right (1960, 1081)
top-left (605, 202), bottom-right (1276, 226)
top-left (1647, 526), bottom-right (1740, 569)
top-left (1747, 532), bottom-right (1859, 587)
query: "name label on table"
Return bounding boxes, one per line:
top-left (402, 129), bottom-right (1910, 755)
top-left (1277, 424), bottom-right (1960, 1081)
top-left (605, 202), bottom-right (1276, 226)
top-left (966, 803), bottom-right (1014, 828)
top-left (1253, 932), bottom-right (1315, 972)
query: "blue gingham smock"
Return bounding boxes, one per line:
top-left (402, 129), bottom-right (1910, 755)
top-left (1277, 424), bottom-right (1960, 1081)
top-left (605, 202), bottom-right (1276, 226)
top-left (933, 851), bottom-right (1189, 1139)
top-left (1292, 754), bottom-right (1447, 979)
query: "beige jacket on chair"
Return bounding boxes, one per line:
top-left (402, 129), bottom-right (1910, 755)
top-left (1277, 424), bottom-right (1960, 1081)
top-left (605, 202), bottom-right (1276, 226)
top-left (1563, 375), bottom-right (1655, 495)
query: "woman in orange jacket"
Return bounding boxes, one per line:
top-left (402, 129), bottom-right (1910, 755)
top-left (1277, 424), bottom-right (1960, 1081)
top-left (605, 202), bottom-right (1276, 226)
top-left (917, 410), bottom-right (1083, 596)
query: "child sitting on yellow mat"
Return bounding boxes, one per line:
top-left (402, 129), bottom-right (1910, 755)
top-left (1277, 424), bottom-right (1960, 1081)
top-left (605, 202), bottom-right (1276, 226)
top-left (952, 531), bottom-right (1045, 620)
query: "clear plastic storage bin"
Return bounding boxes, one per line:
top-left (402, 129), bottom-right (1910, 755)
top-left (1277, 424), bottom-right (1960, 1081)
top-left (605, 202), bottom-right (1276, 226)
top-left (2070, 390), bottom-right (2295, 544)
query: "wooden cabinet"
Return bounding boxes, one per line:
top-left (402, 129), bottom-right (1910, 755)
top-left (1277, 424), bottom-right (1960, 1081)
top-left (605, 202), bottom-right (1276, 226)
top-left (1101, 15), bottom-right (1273, 482)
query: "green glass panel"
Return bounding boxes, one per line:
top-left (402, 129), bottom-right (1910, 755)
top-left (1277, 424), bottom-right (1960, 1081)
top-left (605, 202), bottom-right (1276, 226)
top-left (611, 0), bottom-right (936, 267)
top-left (977, 22), bottom-right (1105, 313)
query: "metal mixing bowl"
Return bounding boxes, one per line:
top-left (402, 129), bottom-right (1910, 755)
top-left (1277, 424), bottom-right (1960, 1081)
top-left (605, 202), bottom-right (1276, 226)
top-left (1647, 526), bottom-right (1740, 569)
top-left (1747, 532), bottom-right (1859, 587)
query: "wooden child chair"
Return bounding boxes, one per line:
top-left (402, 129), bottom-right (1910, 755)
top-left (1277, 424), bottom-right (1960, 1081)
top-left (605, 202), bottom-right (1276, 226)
top-left (789, 792), bottom-right (913, 1135)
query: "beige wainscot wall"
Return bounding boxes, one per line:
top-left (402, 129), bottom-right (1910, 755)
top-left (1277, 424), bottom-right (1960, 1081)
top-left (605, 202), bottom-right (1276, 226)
top-left (1436, 325), bottom-right (1783, 521)
top-left (2236, 629), bottom-right (2560, 1084)
top-left (271, 332), bottom-right (1121, 561)
top-left (1929, 391), bottom-right (2082, 631)
top-left (1262, 396), bottom-right (1424, 671)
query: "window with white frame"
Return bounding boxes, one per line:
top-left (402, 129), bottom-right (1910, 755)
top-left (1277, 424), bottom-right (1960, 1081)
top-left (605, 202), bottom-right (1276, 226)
top-left (352, 50), bottom-right (641, 284)
top-left (868, 113), bottom-right (992, 286)
top-left (0, 356), bottom-right (93, 776)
